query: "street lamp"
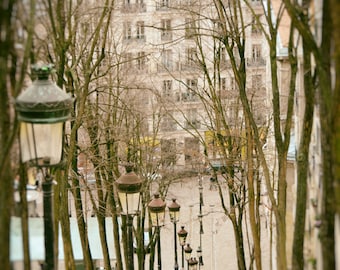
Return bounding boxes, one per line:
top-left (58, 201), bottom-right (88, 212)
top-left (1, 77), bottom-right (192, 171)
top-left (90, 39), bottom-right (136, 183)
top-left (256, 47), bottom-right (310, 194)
top-left (168, 198), bottom-right (181, 270)
top-left (188, 257), bottom-right (198, 270)
top-left (148, 193), bottom-right (166, 270)
top-left (15, 63), bottom-right (73, 270)
top-left (197, 175), bottom-right (204, 268)
top-left (116, 166), bottom-right (143, 270)
top-left (184, 243), bottom-right (193, 269)
top-left (177, 226), bottom-right (188, 270)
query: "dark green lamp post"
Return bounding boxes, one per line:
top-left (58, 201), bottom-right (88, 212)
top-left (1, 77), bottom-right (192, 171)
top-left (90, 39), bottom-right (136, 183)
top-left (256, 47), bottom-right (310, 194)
top-left (148, 193), bottom-right (166, 270)
top-left (116, 166), bottom-right (143, 270)
top-left (168, 198), bottom-right (181, 270)
top-left (184, 243), bottom-right (193, 269)
top-left (15, 63), bottom-right (73, 270)
top-left (177, 226), bottom-right (188, 270)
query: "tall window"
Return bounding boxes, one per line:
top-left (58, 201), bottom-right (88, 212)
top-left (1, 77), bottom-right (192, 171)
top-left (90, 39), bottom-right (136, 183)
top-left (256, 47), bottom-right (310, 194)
top-left (252, 44), bottom-right (262, 61)
top-left (162, 80), bottom-right (172, 97)
top-left (136, 21), bottom-right (145, 39)
top-left (161, 117), bottom-right (176, 132)
top-left (251, 15), bottom-right (261, 34)
top-left (123, 22), bottom-right (132, 40)
top-left (122, 52), bottom-right (133, 69)
top-left (252, 74), bottom-right (262, 90)
top-left (162, 50), bottom-right (172, 69)
top-left (221, 77), bottom-right (226, 91)
top-left (184, 137), bottom-right (199, 163)
top-left (185, 18), bottom-right (196, 39)
top-left (161, 19), bottom-right (172, 40)
top-left (137, 51), bottom-right (146, 70)
top-left (161, 139), bottom-right (176, 166)
top-left (186, 47), bottom-right (197, 66)
top-left (186, 109), bottom-right (199, 128)
top-left (183, 79), bottom-right (198, 101)
top-left (230, 77), bottom-right (237, 90)
top-left (220, 47), bottom-right (227, 64)
top-left (157, 0), bottom-right (170, 9)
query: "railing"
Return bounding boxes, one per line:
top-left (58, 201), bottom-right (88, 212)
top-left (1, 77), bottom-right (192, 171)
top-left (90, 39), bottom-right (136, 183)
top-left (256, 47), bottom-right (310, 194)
top-left (246, 57), bottom-right (266, 67)
top-left (121, 3), bottom-right (146, 13)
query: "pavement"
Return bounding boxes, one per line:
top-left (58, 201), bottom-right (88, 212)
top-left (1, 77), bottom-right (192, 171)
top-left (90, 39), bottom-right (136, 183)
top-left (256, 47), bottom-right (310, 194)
top-left (17, 174), bottom-right (271, 269)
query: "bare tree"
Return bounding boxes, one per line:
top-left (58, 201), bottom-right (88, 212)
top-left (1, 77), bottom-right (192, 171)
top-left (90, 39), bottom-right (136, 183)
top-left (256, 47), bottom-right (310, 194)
top-left (0, 0), bottom-right (35, 269)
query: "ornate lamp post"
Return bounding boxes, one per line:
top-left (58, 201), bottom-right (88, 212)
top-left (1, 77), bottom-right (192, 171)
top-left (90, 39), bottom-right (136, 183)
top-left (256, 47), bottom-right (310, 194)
top-left (197, 175), bottom-right (204, 268)
top-left (116, 166), bottom-right (143, 270)
top-left (177, 226), bottom-right (188, 269)
top-left (15, 64), bottom-right (73, 270)
top-left (184, 243), bottom-right (193, 269)
top-left (168, 198), bottom-right (181, 270)
top-left (148, 193), bottom-right (166, 270)
top-left (188, 257), bottom-right (198, 270)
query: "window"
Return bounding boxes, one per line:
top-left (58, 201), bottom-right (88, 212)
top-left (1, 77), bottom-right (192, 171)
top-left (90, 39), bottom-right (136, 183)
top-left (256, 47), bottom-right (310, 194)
top-left (230, 77), bottom-right (237, 90)
top-left (186, 79), bottom-right (197, 91)
top-left (122, 52), bottom-right (133, 69)
top-left (161, 117), bottom-right (176, 132)
top-left (221, 77), bottom-right (226, 91)
top-left (136, 0), bottom-right (145, 8)
top-left (251, 15), bottom-right (261, 34)
top-left (123, 22), bottom-right (132, 40)
top-left (137, 51), bottom-right (146, 70)
top-left (136, 21), bottom-right (145, 39)
top-left (162, 80), bottom-right (172, 97)
top-left (186, 109), bottom-right (199, 128)
top-left (157, 0), bottom-right (170, 9)
top-left (252, 44), bottom-right (261, 61)
top-left (161, 19), bottom-right (172, 40)
top-left (220, 47), bottom-right (227, 64)
top-left (162, 49), bottom-right (172, 69)
top-left (185, 18), bottom-right (196, 39)
top-left (252, 74), bottom-right (262, 89)
top-left (182, 79), bottom-right (198, 101)
top-left (161, 139), bottom-right (176, 166)
top-left (186, 47), bottom-right (197, 66)
top-left (184, 137), bottom-right (199, 162)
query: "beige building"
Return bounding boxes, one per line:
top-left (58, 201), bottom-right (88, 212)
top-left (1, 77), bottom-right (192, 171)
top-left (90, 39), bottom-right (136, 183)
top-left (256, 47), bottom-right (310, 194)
top-left (109, 0), bottom-right (271, 172)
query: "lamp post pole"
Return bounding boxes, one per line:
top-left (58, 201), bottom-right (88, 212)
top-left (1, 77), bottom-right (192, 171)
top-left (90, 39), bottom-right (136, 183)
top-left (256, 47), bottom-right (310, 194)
top-left (126, 214), bottom-right (134, 270)
top-left (168, 198), bottom-right (181, 270)
top-left (116, 166), bottom-right (143, 270)
top-left (178, 226), bottom-right (188, 270)
top-left (42, 172), bottom-right (54, 269)
top-left (148, 193), bottom-right (166, 270)
top-left (198, 175), bottom-right (204, 269)
top-left (15, 63), bottom-right (73, 270)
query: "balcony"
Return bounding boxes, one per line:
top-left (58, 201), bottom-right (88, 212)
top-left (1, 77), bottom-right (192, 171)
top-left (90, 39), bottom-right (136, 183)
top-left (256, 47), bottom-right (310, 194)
top-left (185, 120), bottom-right (201, 129)
top-left (156, 62), bottom-right (179, 73)
top-left (161, 32), bottom-right (172, 41)
top-left (182, 92), bottom-right (199, 102)
top-left (121, 3), bottom-right (146, 13)
top-left (246, 57), bottom-right (266, 67)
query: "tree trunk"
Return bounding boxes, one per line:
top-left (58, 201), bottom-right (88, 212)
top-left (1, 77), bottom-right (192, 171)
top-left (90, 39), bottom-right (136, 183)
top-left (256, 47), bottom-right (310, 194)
top-left (330, 0), bottom-right (340, 217)
top-left (246, 118), bottom-right (262, 270)
top-left (292, 33), bottom-right (314, 270)
top-left (318, 0), bottom-right (335, 268)
top-left (59, 172), bottom-right (76, 270)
